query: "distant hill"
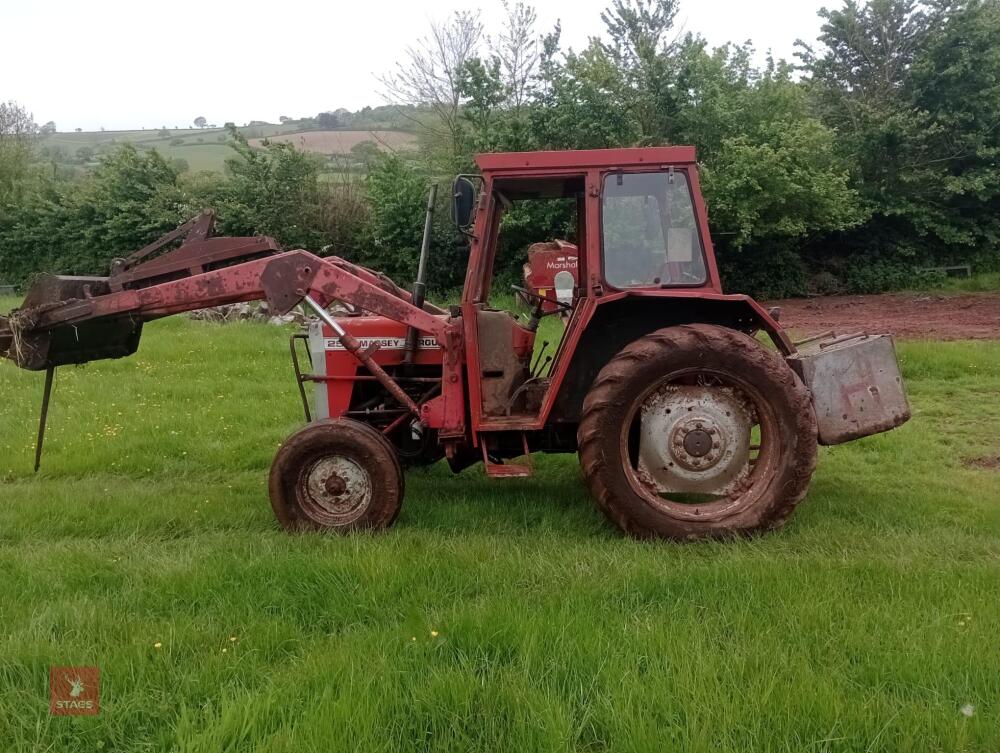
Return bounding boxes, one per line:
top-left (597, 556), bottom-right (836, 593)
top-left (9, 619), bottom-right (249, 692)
top-left (248, 130), bottom-right (416, 155)
top-left (36, 123), bottom-right (417, 175)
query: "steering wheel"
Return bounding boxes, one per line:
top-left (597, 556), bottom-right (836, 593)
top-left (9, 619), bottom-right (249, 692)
top-left (510, 285), bottom-right (574, 313)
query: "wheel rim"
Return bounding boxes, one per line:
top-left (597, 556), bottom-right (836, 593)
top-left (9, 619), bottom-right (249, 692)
top-left (296, 454), bottom-right (372, 526)
top-left (620, 368), bottom-right (780, 522)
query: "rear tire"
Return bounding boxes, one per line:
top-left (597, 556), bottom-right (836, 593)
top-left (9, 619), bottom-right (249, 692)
top-left (269, 418), bottom-right (404, 532)
top-left (577, 324), bottom-right (817, 540)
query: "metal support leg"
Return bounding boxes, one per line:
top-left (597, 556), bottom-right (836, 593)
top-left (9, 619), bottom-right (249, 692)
top-left (34, 366), bottom-right (55, 472)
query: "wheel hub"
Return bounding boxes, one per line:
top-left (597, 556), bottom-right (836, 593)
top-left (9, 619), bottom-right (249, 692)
top-left (638, 384), bottom-right (753, 495)
top-left (300, 455), bottom-right (372, 524)
top-left (681, 428), bottom-right (714, 458)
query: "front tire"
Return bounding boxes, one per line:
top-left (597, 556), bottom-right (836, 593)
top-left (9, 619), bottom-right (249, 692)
top-left (269, 418), bottom-right (404, 532)
top-left (577, 324), bottom-right (817, 539)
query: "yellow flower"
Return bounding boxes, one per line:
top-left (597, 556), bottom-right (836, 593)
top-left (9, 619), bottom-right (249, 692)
top-left (153, 642), bottom-right (162, 649)
top-left (430, 631), bottom-right (439, 638)
top-left (229, 636), bottom-right (237, 642)
top-left (222, 648), bottom-right (228, 653)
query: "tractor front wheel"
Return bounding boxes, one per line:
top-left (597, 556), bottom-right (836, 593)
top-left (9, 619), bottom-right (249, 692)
top-left (269, 418), bottom-right (404, 532)
top-left (577, 324), bottom-right (817, 540)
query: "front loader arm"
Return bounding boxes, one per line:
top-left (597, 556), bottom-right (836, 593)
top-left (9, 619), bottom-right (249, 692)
top-left (1, 248), bottom-right (462, 471)
top-left (2, 251), bottom-right (448, 371)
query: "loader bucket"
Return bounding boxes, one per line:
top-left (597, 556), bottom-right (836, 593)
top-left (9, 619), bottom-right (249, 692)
top-left (1, 274), bottom-right (143, 371)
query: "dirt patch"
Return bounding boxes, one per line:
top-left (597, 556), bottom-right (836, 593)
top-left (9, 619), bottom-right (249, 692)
top-left (962, 455), bottom-right (1000, 470)
top-left (249, 130), bottom-right (416, 155)
top-left (770, 292), bottom-right (1000, 340)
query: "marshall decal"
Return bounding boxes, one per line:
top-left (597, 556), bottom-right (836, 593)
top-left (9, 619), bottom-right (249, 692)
top-left (544, 256), bottom-right (578, 271)
top-left (325, 337), bottom-right (440, 351)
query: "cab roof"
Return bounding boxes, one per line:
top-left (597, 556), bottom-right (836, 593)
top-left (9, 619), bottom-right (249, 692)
top-left (475, 146), bottom-right (697, 173)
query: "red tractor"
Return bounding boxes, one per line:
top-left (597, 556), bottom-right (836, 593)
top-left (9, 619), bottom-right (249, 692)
top-left (0, 147), bottom-right (910, 539)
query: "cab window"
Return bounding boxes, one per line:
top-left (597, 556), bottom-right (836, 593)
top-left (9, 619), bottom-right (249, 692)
top-left (601, 170), bottom-right (707, 288)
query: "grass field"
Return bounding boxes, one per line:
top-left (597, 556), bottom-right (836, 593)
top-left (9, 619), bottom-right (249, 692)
top-left (0, 298), bottom-right (998, 751)
top-left (248, 130), bottom-right (417, 154)
top-left (41, 128), bottom-right (269, 174)
top-left (40, 125), bottom-right (415, 174)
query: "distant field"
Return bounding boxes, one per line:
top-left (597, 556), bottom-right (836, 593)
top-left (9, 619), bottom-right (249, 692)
top-left (42, 128), bottom-right (252, 173)
top-left (39, 126), bottom-right (416, 173)
top-left (249, 129), bottom-right (417, 155)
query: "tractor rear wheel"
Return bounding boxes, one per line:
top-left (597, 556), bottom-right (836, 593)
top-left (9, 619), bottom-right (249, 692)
top-left (577, 324), bottom-right (817, 540)
top-left (269, 418), bottom-right (404, 532)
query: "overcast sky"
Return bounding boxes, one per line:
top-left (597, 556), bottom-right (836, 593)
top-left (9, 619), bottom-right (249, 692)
top-left (3, 0), bottom-right (830, 132)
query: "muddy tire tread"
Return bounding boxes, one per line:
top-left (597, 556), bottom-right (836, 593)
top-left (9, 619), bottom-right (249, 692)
top-left (577, 324), bottom-right (817, 539)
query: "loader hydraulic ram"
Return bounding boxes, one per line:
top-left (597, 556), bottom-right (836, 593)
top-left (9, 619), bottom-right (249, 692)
top-left (1, 147), bottom-right (911, 539)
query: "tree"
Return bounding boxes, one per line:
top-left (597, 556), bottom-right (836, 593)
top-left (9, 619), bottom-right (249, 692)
top-left (40, 121), bottom-right (57, 135)
top-left (798, 0), bottom-right (1000, 279)
top-left (216, 127), bottom-right (327, 250)
top-left (598, 0), bottom-right (681, 142)
top-left (492, 1), bottom-right (540, 112)
top-left (193, 116), bottom-right (207, 128)
top-left (382, 10), bottom-right (484, 170)
top-left (0, 100), bottom-right (38, 204)
top-left (316, 111), bottom-right (341, 129)
top-left (349, 139), bottom-right (381, 168)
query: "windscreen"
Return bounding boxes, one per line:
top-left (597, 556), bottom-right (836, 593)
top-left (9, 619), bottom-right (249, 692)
top-left (602, 171), bottom-right (707, 288)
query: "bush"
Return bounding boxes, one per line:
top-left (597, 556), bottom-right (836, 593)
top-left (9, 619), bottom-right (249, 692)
top-left (360, 154), bottom-right (465, 291)
top-left (215, 130), bottom-right (328, 251)
top-left (0, 145), bottom-right (194, 285)
top-left (169, 137), bottom-right (185, 146)
top-left (716, 245), bottom-right (808, 300)
top-left (841, 258), bottom-right (943, 294)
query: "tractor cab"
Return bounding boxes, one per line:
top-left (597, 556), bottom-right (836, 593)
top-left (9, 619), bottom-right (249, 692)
top-left (454, 148), bottom-right (724, 442)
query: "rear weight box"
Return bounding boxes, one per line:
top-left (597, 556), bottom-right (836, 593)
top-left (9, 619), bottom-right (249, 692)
top-left (786, 333), bottom-right (910, 446)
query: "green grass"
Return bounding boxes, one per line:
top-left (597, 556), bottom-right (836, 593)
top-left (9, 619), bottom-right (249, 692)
top-left (39, 124), bottom-right (412, 174)
top-left (39, 125), bottom-right (295, 174)
top-left (937, 272), bottom-right (1000, 293)
top-left (0, 310), bottom-right (998, 751)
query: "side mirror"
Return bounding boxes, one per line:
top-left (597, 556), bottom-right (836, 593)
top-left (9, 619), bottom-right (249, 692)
top-left (451, 176), bottom-right (477, 228)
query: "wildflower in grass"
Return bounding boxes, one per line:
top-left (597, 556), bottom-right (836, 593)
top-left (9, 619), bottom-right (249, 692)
top-left (961, 704), bottom-right (975, 717)
top-left (229, 636), bottom-right (237, 642)
top-left (153, 642), bottom-right (162, 649)
top-left (430, 631), bottom-right (439, 638)
top-left (222, 648), bottom-right (228, 653)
